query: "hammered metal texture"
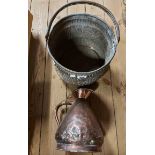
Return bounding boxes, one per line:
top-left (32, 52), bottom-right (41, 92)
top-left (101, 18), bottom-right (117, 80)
top-left (47, 14), bottom-right (116, 86)
top-left (55, 98), bottom-right (104, 152)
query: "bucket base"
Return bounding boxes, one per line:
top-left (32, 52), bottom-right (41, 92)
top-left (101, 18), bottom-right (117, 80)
top-left (57, 143), bottom-right (101, 152)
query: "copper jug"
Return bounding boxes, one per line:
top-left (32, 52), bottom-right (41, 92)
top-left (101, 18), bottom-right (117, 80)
top-left (55, 88), bottom-right (104, 152)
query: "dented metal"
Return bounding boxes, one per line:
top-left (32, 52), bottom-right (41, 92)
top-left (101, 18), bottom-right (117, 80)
top-left (55, 88), bottom-right (104, 152)
top-left (46, 1), bottom-right (120, 86)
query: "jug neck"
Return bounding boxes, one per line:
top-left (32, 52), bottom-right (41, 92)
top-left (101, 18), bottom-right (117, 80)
top-left (75, 88), bottom-right (93, 99)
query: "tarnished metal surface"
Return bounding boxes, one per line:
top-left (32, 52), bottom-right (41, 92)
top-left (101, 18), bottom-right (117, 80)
top-left (46, 1), bottom-right (120, 86)
top-left (55, 88), bottom-right (104, 152)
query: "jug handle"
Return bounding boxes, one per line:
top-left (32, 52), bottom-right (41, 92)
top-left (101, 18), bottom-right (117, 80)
top-left (55, 100), bottom-right (72, 125)
top-left (46, 0), bottom-right (120, 45)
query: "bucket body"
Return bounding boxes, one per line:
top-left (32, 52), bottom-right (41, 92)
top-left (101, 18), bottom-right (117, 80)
top-left (46, 1), bottom-right (120, 86)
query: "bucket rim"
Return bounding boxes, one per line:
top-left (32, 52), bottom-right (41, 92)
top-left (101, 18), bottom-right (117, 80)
top-left (47, 14), bottom-right (117, 75)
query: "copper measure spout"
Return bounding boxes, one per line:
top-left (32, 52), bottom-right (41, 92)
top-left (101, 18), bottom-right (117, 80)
top-left (75, 88), bottom-right (93, 99)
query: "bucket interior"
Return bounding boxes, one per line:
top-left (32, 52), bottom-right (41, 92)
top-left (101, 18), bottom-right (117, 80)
top-left (48, 14), bottom-right (115, 72)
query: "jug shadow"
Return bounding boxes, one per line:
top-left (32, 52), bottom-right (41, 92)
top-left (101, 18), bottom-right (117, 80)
top-left (88, 92), bottom-right (111, 137)
top-left (110, 66), bottom-right (126, 98)
top-left (28, 35), bottom-right (52, 154)
top-left (89, 92), bottom-right (116, 155)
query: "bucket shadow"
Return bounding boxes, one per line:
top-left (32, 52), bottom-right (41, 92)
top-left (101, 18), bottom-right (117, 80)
top-left (28, 35), bottom-right (51, 154)
top-left (29, 35), bottom-right (42, 154)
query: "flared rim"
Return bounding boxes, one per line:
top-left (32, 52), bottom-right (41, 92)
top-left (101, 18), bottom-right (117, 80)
top-left (57, 143), bottom-right (102, 152)
top-left (47, 14), bottom-right (117, 75)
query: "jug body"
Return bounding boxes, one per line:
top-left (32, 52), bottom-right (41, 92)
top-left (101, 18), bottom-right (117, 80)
top-left (55, 97), bottom-right (104, 152)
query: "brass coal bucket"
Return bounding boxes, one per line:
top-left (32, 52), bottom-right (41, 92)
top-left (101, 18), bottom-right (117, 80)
top-left (55, 88), bottom-right (103, 152)
top-left (46, 0), bottom-right (120, 86)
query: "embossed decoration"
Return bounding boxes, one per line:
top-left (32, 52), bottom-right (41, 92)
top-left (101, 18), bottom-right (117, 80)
top-left (46, 1), bottom-right (120, 86)
top-left (55, 88), bottom-right (104, 152)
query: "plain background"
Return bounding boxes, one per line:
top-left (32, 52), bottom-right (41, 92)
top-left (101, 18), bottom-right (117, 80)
top-left (0, 0), bottom-right (155, 155)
